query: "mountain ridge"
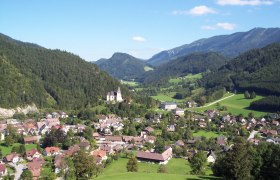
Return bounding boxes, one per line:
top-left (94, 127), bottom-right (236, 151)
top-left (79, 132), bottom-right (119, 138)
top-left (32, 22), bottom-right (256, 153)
top-left (147, 27), bottom-right (280, 66)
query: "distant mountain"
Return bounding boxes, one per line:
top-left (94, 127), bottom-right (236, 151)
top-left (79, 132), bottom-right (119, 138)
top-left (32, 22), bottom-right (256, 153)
top-left (94, 53), bottom-right (152, 80)
top-left (141, 52), bottom-right (228, 83)
top-left (147, 28), bottom-right (280, 66)
top-left (200, 43), bottom-right (280, 96)
top-left (0, 33), bottom-right (127, 109)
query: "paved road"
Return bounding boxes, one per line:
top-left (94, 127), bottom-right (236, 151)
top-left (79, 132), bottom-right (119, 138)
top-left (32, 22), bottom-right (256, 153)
top-left (9, 163), bottom-right (26, 180)
top-left (197, 94), bottom-right (235, 108)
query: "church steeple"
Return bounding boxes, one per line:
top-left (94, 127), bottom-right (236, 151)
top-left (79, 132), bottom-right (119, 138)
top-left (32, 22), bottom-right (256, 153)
top-left (116, 87), bottom-right (123, 102)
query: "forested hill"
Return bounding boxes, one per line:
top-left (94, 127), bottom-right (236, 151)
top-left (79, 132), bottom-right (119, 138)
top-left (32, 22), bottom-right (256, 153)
top-left (140, 52), bottom-right (228, 84)
top-left (147, 28), bottom-right (280, 66)
top-left (94, 53), bottom-right (150, 80)
top-left (200, 43), bottom-right (280, 96)
top-left (0, 33), bottom-right (127, 109)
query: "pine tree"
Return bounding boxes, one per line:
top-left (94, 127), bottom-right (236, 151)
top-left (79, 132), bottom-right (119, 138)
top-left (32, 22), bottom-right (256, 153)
top-left (126, 157), bottom-right (138, 172)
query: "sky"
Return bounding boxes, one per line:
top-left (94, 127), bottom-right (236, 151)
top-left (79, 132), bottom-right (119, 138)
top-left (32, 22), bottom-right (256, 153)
top-left (1, 0), bottom-right (280, 61)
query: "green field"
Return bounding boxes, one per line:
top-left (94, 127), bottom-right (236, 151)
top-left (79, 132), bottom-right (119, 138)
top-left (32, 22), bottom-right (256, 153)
top-left (169, 73), bottom-right (202, 84)
top-left (151, 92), bottom-right (185, 103)
top-left (0, 143), bottom-right (37, 156)
top-left (144, 66), bottom-right (154, 72)
top-left (193, 130), bottom-right (224, 139)
top-left (95, 158), bottom-right (216, 180)
top-left (191, 94), bottom-right (267, 117)
top-left (121, 80), bottom-right (139, 87)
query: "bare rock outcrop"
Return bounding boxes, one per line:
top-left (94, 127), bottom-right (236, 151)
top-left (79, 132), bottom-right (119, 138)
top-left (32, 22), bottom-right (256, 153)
top-left (0, 104), bottom-right (39, 118)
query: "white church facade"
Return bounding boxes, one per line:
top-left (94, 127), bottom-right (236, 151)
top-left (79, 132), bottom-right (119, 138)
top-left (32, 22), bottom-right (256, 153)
top-left (106, 87), bottom-right (123, 102)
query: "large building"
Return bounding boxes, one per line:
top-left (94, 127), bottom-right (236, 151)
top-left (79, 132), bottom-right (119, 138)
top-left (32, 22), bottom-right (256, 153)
top-left (106, 87), bottom-right (123, 102)
top-left (160, 102), bottom-right (177, 110)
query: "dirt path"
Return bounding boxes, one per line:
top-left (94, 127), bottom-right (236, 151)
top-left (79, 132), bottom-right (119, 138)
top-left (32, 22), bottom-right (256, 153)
top-left (197, 94), bottom-right (235, 108)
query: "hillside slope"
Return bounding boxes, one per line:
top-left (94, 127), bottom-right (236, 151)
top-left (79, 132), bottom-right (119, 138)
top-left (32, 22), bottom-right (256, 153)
top-left (200, 43), bottom-right (280, 96)
top-left (94, 53), bottom-right (150, 80)
top-left (147, 28), bottom-right (280, 66)
top-left (141, 52), bottom-right (228, 83)
top-left (0, 33), bottom-right (126, 109)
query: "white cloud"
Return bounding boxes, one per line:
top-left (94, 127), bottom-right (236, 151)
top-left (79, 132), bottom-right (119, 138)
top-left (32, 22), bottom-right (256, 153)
top-left (217, 0), bottom-right (274, 6)
top-left (201, 22), bottom-right (236, 30)
top-left (173, 5), bottom-right (216, 16)
top-left (216, 22), bottom-right (236, 30)
top-left (132, 36), bottom-right (146, 42)
top-left (189, 5), bottom-right (217, 16)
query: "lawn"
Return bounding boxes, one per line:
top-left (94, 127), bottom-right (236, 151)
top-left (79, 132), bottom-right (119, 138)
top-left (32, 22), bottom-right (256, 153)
top-left (121, 80), bottom-right (139, 87)
top-left (0, 143), bottom-right (37, 156)
top-left (95, 158), bottom-right (216, 180)
top-left (192, 130), bottom-right (223, 139)
top-left (169, 73), bottom-right (202, 84)
top-left (191, 94), bottom-right (267, 117)
top-left (151, 92), bottom-right (185, 103)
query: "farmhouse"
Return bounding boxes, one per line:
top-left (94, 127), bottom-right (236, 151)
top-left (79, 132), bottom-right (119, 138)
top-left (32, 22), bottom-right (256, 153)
top-left (172, 108), bottom-right (185, 116)
top-left (160, 102), bottom-right (177, 110)
top-left (136, 147), bottom-right (172, 164)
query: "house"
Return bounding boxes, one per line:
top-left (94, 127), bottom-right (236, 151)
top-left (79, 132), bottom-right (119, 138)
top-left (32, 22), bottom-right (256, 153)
top-left (24, 136), bottom-right (39, 144)
top-left (144, 127), bottom-right (154, 134)
top-left (172, 108), bottom-right (185, 116)
top-left (0, 164), bottom-right (7, 176)
top-left (44, 147), bottom-right (61, 156)
top-left (45, 118), bottom-right (60, 128)
top-left (100, 144), bottom-right (114, 155)
top-left (175, 140), bottom-right (185, 147)
top-left (91, 149), bottom-right (107, 163)
top-left (64, 145), bottom-right (80, 156)
top-left (272, 120), bottom-right (279, 126)
top-left (104, 136), bottom-right (123, 143)
top-left (186, 101), bottom-right (197, 108)
top-left (4, 153), bottom-right (20, 164)
top-left (160, 102), bottom-right (177, 110)
top-left (216, 136), bottom-right (226, 146)
top-left (27, 161), bottom-right (43, 179)
top-left (54, 154), bottom-right (64, 174)
top-left (26, 149), bottom-right (42, 161)
top-left (79, 141), bottom-right (91, 150)
top-left (106, 87), bottom-right (123, 102)
top-left (136, 147), bottom-right (172, 164)
top-left (207, 150), bottom-right (216, 163)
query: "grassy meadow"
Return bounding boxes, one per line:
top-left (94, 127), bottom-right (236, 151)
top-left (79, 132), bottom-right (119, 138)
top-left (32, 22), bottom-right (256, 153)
top-left (192, 130), bottom-right (224, 139)
top-left (96, 158), bottom-right (216, 180)
top-left (0, 143), bottom-right (37, 156)
top-left (191, 94), bottom-right (267, 117)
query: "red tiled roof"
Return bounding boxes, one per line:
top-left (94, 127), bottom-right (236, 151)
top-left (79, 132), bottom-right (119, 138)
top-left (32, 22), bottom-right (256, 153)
top-left (0, 164), bottom-right (6, 173)
top-left (44, 147), bottom-right (60, 154)
top-left (24, 136), bottom-right (38, 143)
top-left (91, 150), bottom-right (107, 158)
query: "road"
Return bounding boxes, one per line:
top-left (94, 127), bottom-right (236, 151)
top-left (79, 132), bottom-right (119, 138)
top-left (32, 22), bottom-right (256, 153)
top-left (9, 163), bottom-right (26, 180)
top-left (197, 94), bottom-right (235, 108)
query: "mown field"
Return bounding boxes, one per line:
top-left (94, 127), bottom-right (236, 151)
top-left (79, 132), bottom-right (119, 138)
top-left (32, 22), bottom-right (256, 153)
top-left (95, 158), bottom-right (216, 180)
top-left (0, 143), bottom-right (37, 156)
top-left (191, 94), bottom-right (267, 117)
top-left (192, 130), bottom-right (224, 139)
top-left (169, 74), bottom-right (202, 84)
top-left (151, 92), bottom-right (185, 103)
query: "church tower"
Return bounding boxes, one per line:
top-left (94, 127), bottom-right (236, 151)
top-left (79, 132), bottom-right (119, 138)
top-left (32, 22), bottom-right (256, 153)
top-left (116, 87), bottom-right (123, 102)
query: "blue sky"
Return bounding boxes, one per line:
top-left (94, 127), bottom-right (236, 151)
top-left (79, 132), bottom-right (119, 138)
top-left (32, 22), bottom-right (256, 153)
top-left (1, 0), bottom-right (280, 61)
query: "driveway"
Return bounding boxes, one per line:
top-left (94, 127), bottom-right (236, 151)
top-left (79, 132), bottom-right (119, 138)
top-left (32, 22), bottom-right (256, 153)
top-left (9, 163), bottom-right (26, 180)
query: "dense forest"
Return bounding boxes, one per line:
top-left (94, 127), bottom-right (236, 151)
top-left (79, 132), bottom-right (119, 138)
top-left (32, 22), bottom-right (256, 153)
top-left (94, 53), bottom-right (149, 80)
top-left (200, 43), bottom-right (280, 96)
top-left (0, 33), bottom-right (128, 109)
top-left (140, 52), bottom-right (228, 84)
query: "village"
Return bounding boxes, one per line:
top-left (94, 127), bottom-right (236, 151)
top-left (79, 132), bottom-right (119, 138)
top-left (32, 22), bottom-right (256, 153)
top-left (0, 88), bottom-right (279, 180)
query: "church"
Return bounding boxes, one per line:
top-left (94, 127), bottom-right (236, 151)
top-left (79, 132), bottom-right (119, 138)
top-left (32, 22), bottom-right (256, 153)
top-left (106, 87), bottom-right (123, 102)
